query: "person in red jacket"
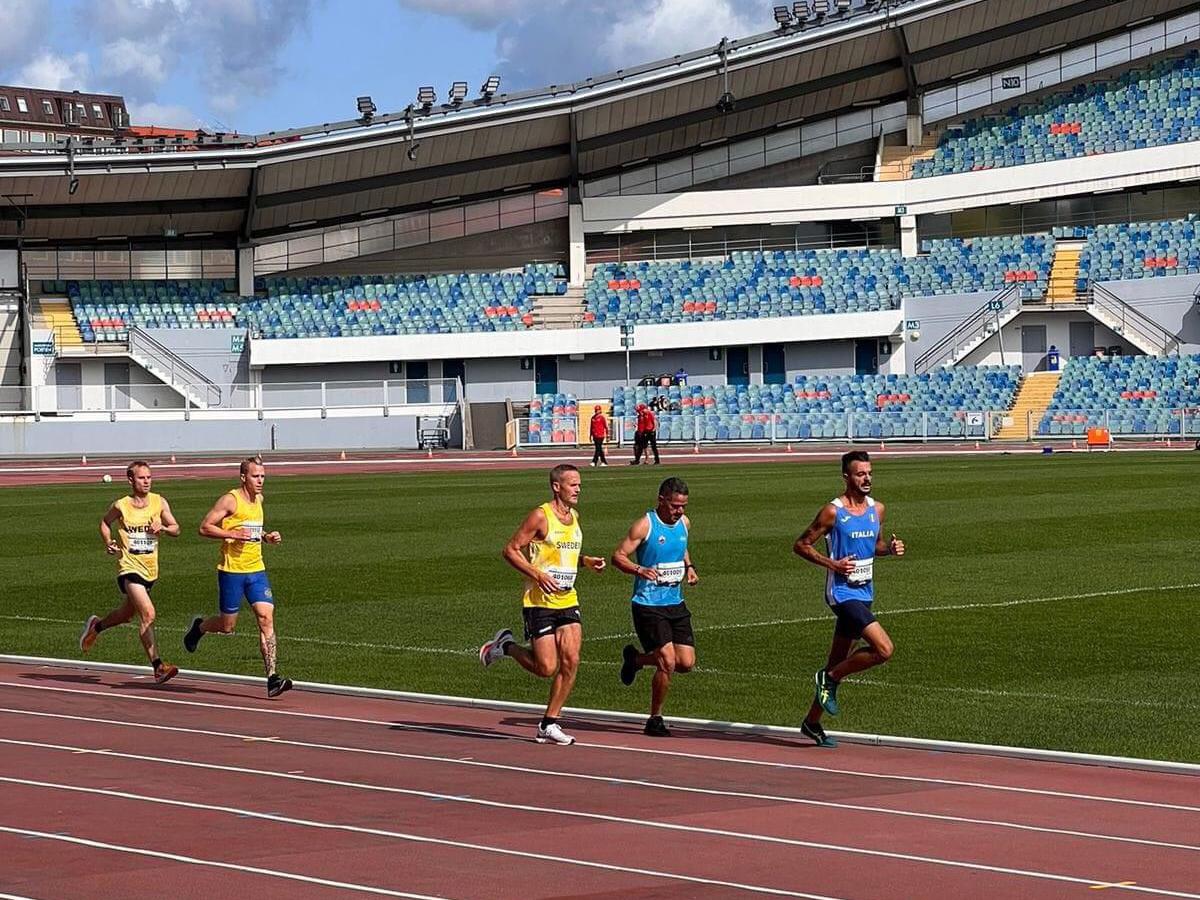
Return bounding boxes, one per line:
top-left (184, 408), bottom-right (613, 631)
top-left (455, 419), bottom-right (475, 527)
top-left (632, 403), bottom-right (660, 465)
top-left (589, 408), bottom-right (609, 467)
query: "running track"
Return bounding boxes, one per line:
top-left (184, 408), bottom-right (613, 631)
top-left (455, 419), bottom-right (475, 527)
top-left (0, 441), bottom-right (1189, 486)
top-left (1, 660), bottom-right (1197, 900)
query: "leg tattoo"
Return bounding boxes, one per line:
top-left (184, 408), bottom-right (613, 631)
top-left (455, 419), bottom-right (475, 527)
top-left (261, 632), bottom-right (277, 677)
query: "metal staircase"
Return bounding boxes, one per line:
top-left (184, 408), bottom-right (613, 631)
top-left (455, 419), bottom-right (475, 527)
top-left (913, 285), bottom-right (1022, 374)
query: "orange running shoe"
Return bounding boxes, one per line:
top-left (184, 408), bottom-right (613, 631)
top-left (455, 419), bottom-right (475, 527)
top-left (79, 616), bottom-right (100, 653)
top-left (154, 662), bottom-right (179, 684)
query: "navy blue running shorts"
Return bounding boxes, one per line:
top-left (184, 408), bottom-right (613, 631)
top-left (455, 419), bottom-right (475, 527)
top-left (829, 600), bottom-right (876, 639)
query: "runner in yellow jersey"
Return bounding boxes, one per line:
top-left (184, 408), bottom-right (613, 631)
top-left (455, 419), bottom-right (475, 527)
top-left (479, 464), bottom-right (606, 745)
top-left (80, 460), bottom-right (181, 684)
top-left (185, 457), bottom-right (292, 698)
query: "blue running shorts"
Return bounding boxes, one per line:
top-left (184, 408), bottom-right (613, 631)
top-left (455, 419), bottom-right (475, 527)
top-left (217, 570), bottom-right (273, 614)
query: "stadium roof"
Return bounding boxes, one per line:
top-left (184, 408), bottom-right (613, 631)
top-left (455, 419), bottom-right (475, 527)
top-left (0, 0), bottom-right (1194, 245)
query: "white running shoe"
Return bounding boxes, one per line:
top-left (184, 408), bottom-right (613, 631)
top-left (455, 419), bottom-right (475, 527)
top-left (535, 722), bottom-right (576, 745)
top-left (79, 615), bottom-right (101, 652)
top-left (479, 628), bottom-right (514, 667)
top-left (589, 461), bottom-right (596, 467)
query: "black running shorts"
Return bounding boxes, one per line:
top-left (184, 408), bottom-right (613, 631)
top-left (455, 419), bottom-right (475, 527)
top-left (632, 601), bottom-right (694, 652)
top-left (523, 605), bottom-right (581, 641)
top-left (117, 573), bottom-right (156, 595)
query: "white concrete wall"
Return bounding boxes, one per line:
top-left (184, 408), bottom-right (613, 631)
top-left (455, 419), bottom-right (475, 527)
top-left (250, 308), bottom-right (902, 367)
top-left (961, 312), bottom-right (1124, 370)
top-left (581, 140), bottom-right (1200, 233)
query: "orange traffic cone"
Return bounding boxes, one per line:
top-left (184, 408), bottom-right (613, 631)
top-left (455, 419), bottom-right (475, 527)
top-left (786, 443), bottom-right (792, 452)
top-left (339, 450), bottom-right (347, 460)
top-left (81, 454), bottom-right (87, 465)
top-left (510, 445), bottom-right (518, 457)
top-left (169, 454), bottom-right (176, 463)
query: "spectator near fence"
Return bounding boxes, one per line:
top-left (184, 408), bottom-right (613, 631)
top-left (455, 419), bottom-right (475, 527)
top-left (632, 403), bottom-right (660, 465)
top-left (589, 408), bottom-right (609, 467)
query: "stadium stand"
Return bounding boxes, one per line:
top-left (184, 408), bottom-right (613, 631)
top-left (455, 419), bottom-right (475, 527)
top-left (250, 265), bottom-right (566, 338)
top-left (913, 52), bottom-right (1200, 179)
top-left (585, 236), bottom-right (1054, 327)
top-left (1075, 215), bottom-right (1200, 288)
top-left (51, 265), bottom-right (568, 341)
top-left (603, 367), bottom-right (1021, 441)
top-left (1038, 354), bottom-right (1200, 436)
top-left (525, 393), bottom-right (579, 444)
top-left (56, 279), bottom-right (240, 343)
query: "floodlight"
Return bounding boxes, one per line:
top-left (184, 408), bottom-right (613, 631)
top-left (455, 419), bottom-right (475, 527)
top-left (481, 75), bottom-right (501, 98)
top-left (773, 5), bottom-right (792, 25)
top-left (356, 95), bottom-right (377, 120)
top-left (793, 2), bottom-right (810, 20)
top-left (835, 0), bottom-right (851, 12)
top-left (416, 86), bottom-right (437, 108)
top-left (813, 0), bottom-right (829, 16)
top-left (448, 82), bottom-right (468, 104)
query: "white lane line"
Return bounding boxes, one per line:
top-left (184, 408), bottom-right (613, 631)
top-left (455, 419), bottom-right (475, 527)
top-left (0, 823), bottom-right (449, 899)
top-left (590, 582), bottom-right (1200, 641)
top-left (0, 759), bottom-right (1193, 899)
top-left (5, 706), bottom-right (1197, 855)
top-left (0, 770), bottom-right (839, 900)
top-left (0, 615), bottom-right (473, 659)
top-left (0, 893), bottom-right (45, 900)
top-left (2, 680), bottom-right (1195, 812)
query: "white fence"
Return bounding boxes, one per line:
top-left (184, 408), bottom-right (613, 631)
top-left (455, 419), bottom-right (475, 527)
top-left (0, 377), bottom-right (462, 422)
top-left (511, 408), bottom-right (1200, 447)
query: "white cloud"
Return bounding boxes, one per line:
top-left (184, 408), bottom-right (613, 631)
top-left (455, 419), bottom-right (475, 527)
top-left (100, 38), bottom-right (168, 93)
top-left (126, 100), bottom-right (203, 129)
top-left (16, 51), bottom-right (92, 93)
top-left (407, 0), bottom-right (765, 90)
top-left (399, 0), bottom-right (526, 30)
top-left (598, 0), bottom-right (758, 72)
top-left (0, 0), bottom-right (40, 68)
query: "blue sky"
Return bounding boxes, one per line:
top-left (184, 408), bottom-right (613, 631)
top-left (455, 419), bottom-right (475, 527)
top-left (0, 0), bottom-right (769, 134)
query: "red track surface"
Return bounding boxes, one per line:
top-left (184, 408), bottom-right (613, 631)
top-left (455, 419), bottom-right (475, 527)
top-left (1, 660), bottom-right (1196, 900)
top-left (0, 441), bottom-right (1187, 486)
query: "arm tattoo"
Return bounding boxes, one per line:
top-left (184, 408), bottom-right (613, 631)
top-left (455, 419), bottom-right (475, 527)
top-left (262, 633), bottom-right (278, 677)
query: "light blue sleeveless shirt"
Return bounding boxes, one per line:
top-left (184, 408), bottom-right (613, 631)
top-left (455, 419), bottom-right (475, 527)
top-left (825, 496), bottom-right (880, 606)
top-left (633, 510), bottom-right (689, 607)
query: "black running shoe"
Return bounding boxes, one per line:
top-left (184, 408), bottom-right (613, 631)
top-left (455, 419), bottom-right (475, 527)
top-left (644, 715), bottom-right (671, 738)
top-left (620, 644), bottom-right (640, 686)
top-left (800, 719), bottom-right (837, 748)
top-left (183, 617), bottom-right (204, 653)
top-left (267, 674), bottom-right (293, 698)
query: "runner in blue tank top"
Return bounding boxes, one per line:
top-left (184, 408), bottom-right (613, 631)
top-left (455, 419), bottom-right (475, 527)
top-left (612, 477), bottom-right (698, 737)
top-left (794, 450), bottom-right (904, 748)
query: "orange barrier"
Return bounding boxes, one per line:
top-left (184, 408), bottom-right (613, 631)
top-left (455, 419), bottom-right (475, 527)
top-left (1086, 427), bottom-right (1111, 450)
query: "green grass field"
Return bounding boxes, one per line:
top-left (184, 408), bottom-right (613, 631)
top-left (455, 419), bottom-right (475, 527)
top-left (2, 452), bottom-right (1197, 762)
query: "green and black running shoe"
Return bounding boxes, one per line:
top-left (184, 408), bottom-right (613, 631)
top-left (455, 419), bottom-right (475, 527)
top-left (800, 719), bottom-right (837, 748)
top-left (814, 669), bottom-right (840, 717)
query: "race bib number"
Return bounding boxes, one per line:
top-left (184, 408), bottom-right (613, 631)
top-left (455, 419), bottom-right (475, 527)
top-left (654, 561), bottom-right (686, 586)
top-left (547, 566), bottom-right (577, 590)
top-left (847, 558), bottom-right (874, 585)
top-left (128, 532), bottom-right (157, 554)
top-left (241, 521), bottom-right (264, 543)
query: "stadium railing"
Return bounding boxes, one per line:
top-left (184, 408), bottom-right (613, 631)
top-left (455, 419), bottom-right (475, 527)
top-left (509, 408), bottom-right (1200, 447)
top-left (0, 378), bottom-right (462, 422)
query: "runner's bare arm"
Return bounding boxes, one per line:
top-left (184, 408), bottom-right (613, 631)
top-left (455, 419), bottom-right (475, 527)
top-left (682, 514), bottom-right (699, 585)
top-left (611, 515), bottom-right (656, 581)
top-left (794, 504), bottom-right (856, 575)
top-left (100, 504), bottom-right (121, 554)
top-left (872, 503), bottom-right (904, 557)
top-left (502, 507), bottom-right (561, 594)
top-left (581, 554), bottom-right (606, 573)
top-left (198, 494), bottom-right (247, 541)
top-left (155, 498), bottom-right (181, 538)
